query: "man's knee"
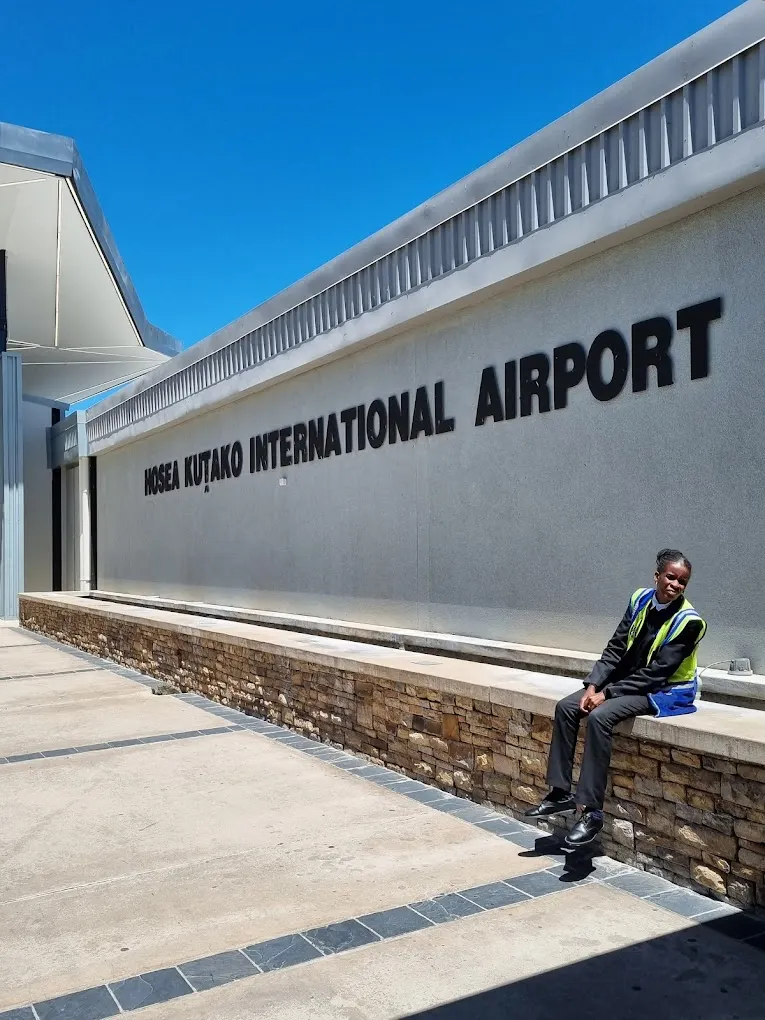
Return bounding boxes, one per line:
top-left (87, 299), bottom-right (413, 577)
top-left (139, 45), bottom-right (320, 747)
top-left (555, 695), bottom-right (580, 720)
top-left (586, 705), bottom-right (614, 734)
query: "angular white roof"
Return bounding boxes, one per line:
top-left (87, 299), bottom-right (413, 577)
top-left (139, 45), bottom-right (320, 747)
top-left (0, 122), bottom-right (179, 403)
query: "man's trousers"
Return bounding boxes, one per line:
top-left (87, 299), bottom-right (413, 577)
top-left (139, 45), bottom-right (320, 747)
top-left (546, 688), bottom-right (652, 809)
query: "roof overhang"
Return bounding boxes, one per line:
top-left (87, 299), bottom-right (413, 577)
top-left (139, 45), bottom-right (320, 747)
top-left (0, 121), bottom-right (180, 404)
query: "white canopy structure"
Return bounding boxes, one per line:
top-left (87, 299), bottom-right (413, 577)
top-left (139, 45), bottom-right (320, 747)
top-left (0, 122), bottom-right (179, 615)
top-left (0, 121), bottom-right (178, 404)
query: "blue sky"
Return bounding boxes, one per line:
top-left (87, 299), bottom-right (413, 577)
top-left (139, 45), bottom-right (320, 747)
top-left (3, 0), bottom-right (741, 352)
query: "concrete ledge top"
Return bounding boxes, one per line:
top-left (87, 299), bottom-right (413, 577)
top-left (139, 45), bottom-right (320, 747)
top-left (19, 592), bottom-right (765, 767)
top-left (87, 590), bottom-right (765, 700)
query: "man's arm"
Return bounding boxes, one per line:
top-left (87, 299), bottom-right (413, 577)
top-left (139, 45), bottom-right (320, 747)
top-left (605, 620), bottom-right (703, 698)
top-left (586, 606), bottom-right (633, 691)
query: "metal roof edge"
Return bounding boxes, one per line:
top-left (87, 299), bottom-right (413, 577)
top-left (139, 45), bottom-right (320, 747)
top-left (0, 120), bottom-right (180, 359)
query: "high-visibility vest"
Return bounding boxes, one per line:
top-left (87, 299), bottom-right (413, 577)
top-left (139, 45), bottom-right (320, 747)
top-left (627, 587), bottom-right (707, 684)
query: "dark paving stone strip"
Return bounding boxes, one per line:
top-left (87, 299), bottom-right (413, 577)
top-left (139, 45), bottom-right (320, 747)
top-left (243, 934), bottom-right (323, 971)
top-left (0, 640), bottom-right (47, 649)
top-left (398, 786), bottom-right (451, 804)
top-left (506, 869), bottom-right (572, 899)
top-left (603, 870), bottom-right (676, 898)
top-left (33, 985), bottom-right (119, 1020)
top-left (331, 757), bottom-right (380, 771)
top-left (5, 859), bottom-right (764, 1017)
top-left (427, 797), bottom-right (483, 817)
top-left (474, 816), bottom-right (529, 835)
top-left (302, 919), bottom-right (381, 954)
top-left (358, 906), bottom-right (435, 938)
top-left (179, 950), bottom-right (259, 991)
top-left (346, 766), bottom-right (400, 781)
top-left (410, 893), bottom-right (484, 924)
top-left (442, 802), bottom-right (501, 824)
top-left (459, 882), bottom-right (532, 910)
top-left (362, 770), bottom-right (410, 785)
top-left (503, 827), bottom-right (549, 850)
top-left (110, 967), bottom-right (193, 1011)
top-left (0, 667), bottom-right (97, 681)
top-left (1, 726), bottom-right (241, 767)
top-left (646, 887), bottom-right (721, 919)
top-left (383, 778), bottom-right (432, 794)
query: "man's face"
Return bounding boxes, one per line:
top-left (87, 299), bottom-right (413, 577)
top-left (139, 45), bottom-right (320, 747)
top-left (654, 561), bottom-right (691, 604)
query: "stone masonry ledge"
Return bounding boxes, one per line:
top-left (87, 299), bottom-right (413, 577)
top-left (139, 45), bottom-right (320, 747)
top-left (88, 589), bottom-right (765, 703)
top-left (19, 592), bottom-right (765, 769)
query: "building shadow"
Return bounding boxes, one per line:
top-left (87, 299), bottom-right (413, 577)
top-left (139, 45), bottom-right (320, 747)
top-left (400, 913), bottom-right (765, 1020)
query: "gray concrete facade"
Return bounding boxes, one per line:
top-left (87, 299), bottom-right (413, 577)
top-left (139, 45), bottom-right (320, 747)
top-left (97, 182), bottom-right (765, 669)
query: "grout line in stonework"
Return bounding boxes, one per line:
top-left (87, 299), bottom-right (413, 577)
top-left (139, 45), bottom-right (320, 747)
top-left (104, 982), bottom-right (124, 1014)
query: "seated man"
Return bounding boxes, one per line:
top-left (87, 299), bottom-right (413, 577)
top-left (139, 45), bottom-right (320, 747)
top-left (525, 548), bottom-right (706, 847)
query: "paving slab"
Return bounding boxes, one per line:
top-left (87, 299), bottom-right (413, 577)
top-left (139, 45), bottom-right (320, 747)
top-left (0, 643), bottom-right (97, 679)
top-left (0, 727), bottom-right (549, 1009)
top-left (0, 669), bottom-right (149, 709)
top-left (0, 687), bottom-right (222, 756)
top-left (123, 884), bottom-right (765, 1020)
top-left (0, 622), bottom-right (42, 648)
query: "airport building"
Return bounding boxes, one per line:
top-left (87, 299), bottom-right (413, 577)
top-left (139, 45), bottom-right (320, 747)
top-left (5, 2), bottom-right (765, 670)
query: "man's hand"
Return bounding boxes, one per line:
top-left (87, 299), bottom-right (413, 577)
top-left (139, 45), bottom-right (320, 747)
top-left (579, 685), bottom-right (597, 712)
top-left (580, 686), bottom-right (606, 713)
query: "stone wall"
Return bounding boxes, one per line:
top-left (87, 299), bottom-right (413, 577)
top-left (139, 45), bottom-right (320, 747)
top-left (20, 594), bottom-right (765, 912)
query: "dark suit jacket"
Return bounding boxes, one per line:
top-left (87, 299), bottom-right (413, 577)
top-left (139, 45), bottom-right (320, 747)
top-left (587, 596), bottom-right (703, 699)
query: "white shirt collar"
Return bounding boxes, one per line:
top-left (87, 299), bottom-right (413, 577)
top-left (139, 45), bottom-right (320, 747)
top-left (652, 591), bottom-right (678, 612)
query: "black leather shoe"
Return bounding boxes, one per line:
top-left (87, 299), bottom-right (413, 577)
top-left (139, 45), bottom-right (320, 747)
top-left (564, 811), bottom-right (604, 847)
top-left (524, 796), bottom-right (576, 819)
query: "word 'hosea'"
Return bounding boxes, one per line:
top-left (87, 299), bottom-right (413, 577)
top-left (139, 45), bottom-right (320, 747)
top-left (144, 442), bottom-right (244, 495)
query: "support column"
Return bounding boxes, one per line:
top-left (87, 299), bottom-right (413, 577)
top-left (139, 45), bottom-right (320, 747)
top-left (0, 352), bottom-right (24, 618)
top-left (78, 456), bottom-right (92, 592)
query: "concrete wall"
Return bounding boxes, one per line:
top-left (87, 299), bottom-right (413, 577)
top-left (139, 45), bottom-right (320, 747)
top-left (96, 184), bottom-right (765, 669)
top-left (22, 400), bottom-right (52, 592)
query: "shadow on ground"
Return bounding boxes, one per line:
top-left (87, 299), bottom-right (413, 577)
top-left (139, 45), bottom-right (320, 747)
top-left (403, 831), bottom-right (765, 1020)
top-left (403, 924), bottom-right (764, 1019)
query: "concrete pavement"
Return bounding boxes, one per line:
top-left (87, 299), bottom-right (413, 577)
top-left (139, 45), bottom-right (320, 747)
top-left (2, 622), bottom-right (765, 1019)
